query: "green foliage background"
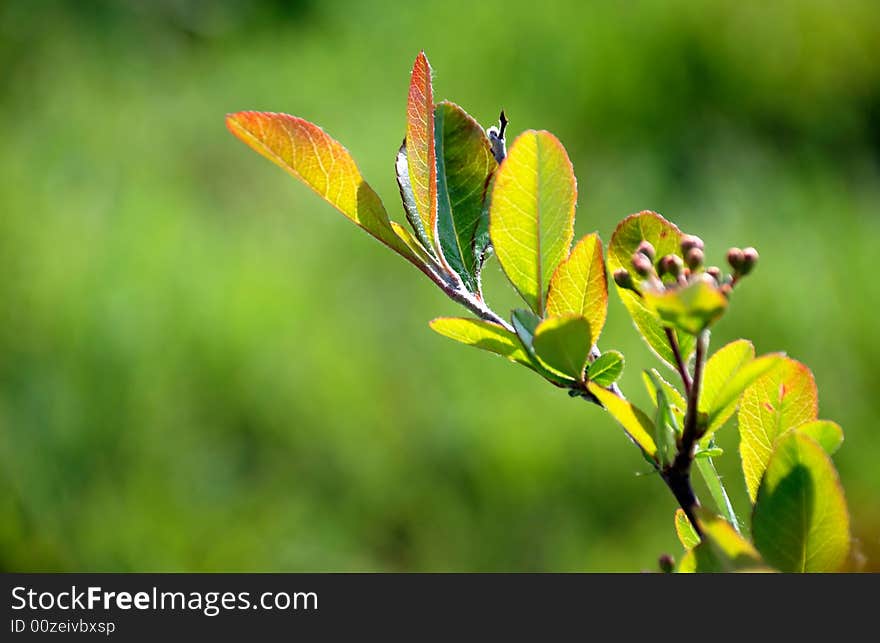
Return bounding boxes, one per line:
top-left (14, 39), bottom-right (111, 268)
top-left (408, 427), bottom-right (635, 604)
top-left (1, 0), bottom-right (878, 571)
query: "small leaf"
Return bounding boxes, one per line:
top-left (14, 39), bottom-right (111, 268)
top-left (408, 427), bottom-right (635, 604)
top-left (694, 446), bottom-right (724, 459)
top-left (646, 369), bottom-right (678, 465)
top-left (642, 368), bottom-right (686, 427)
top-left (406, 51), bottom-right (438, 255)
top-left (752, 431), bottom-right (850, 572)
top-left (395, 142), bottom-right (434, 253)
top-left (434, 101), bottom-right (498, 293)
top-left (786, 420), bottom-right (844, 456)
top-left (428, 317), bottom-right (532, 367)
top-left (677, 511), bottom-right (768, 573)
top-left (587, 383), bottom-right (658, 461)
top-left (489, 130), bottom-right (576, 315)
top-left (700, 352), bottom-right (785, 437)
top-left (738, 357), bottom-right (818, 502)
top-left (546, 233), bottom-right (608, 341)
top-left (607, 211), bottom-right (694, 368)
top-left (642, 279), bottom-right (728, 335)
top-left (587, 351), bottom-right (624, 387)
top-left (674, 509), bottom-right (700, 550)
top-left (532, 315), bottom-right (593, 381)
top-left (226, 112), bottom-right (417, 262)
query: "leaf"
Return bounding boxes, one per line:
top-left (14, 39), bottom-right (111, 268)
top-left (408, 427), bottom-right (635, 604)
top-left (645, 370), bottom-right (678, 465)
top-left (738, 357), bottom-right (818, 502)
top-left (677, 511), bottom-right (767, 573)
top-left (511, 308), bottom-right (541, 352)
top-left (701, 340), bottom-right (754, 413)
top-left (674, 509), bottom-right (700, 550)
top-left (642, 368), bottom-right (686, 427)
top-left (429, 317), bottom-right (532, 367)
top-left (226, 111), bottom-right (417, 262)
top-left (405, 51), bottom-right (439, 258)
top-left (434, 101), bottom-right (498, 293)
top-left (489, 130), bottom-right (576, 315)
top-left (472, 175), bottom-right (495, 287)
top-left (642, 279), bottom-right (728, 335)
top-left (703, 353), bottom-right (784, 436)
top-left (587, 383), bottom-right (658, 461)
top-left (587, 351), bottom-right (624, 387)
top-left (395, 141), bottom-right (434, 253)
top-left (785, 420), bottom-right (844, 456)
top-left (546, 233), bottom-right (608, 342)
top-left (607, 211), bottom-right (694, 368)
top-left (532, 315), bottom-right (593, 381)
top-left (752, 431), bottom-right (850, 572)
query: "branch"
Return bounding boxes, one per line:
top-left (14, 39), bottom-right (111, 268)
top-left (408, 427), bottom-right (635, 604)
top-left (665, 327), bottom-right (692, 396)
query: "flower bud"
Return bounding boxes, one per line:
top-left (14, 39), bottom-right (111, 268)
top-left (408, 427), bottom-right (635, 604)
top-left (636, 240), bottom-right (656, 262)
top-left (685, 247), bottom-right (704, 271)
top-left (739, 247), bottom-right (759, 276)
top-left (659, 254), bottom-right (683, 278)
top-left (726, 247), bottom-right (745, 272)
top-left (680, 234), bottom-right (704, 255)
top-left (631, 252), bottom-right (654, 277)
top-left (613, 268), bottom-right (635, 290)
top-left (658, 554), bottom-right (675, 574)
top-left (706, 266), bottom-right (722, 283)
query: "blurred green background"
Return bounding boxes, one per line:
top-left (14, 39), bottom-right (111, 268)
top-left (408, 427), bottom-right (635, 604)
top-left (1, 0), bottom-right (879, 572)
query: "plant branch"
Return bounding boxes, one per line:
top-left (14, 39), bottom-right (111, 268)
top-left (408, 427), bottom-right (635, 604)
top-left (420, 262), bottom-right (513, 331)
top-left (665, 327), bottom-right (692, 396)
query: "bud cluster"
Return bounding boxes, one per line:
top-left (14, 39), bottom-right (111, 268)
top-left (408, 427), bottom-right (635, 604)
top-left (612, 235), bottom-right (758, 297)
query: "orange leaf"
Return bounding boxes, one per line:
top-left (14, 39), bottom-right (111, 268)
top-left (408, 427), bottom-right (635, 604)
top-left (406, 52), bottom-right (439, 255)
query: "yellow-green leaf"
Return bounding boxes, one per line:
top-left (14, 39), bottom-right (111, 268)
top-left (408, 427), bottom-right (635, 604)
top-left (406, 51), bottom-right (438, 255)
top-left (752, 431), bottom-right (850, 572)
top-left (587, 351), bottom-right (624, 387)
top-left (607, 211), bottom-right (694, 368)
top-left (429, 317), bottom-right (531, 367)
top-left (434, 101), bottom-right (498, 293)
top-left (226, 111), bottom-right (417, 262)
top-left (702, 353), bottom-right (784, 438)
top-left (642, 368), bottom-right (686, 427)
top-left (785, 420), bottom-right (844, 456)
top-left (674, 509), bottom-right (700, 550)
top-left (642, 278), bottom-right (728, 335)
top-left (677, 511), bottom-right (768, 573)
top-left (546, 233), bottom-right (608, 342)
top-left (587, 383), bottom-right (658, 460)
top-left (532, 315), bottom-right (593, 381)
top-left (739, 357), bottom-right (818, 502)
top-left (489, 130), bottom-right (576, 315)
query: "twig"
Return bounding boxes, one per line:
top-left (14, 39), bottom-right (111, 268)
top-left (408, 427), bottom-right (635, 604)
top-left (665, 327), bottom-right (692, 396)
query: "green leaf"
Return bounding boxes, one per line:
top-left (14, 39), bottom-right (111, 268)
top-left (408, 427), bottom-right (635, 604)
top-left (607, 211), bottom-right (694, 368)
top-left (489, 130), bottom-right (576, 315)
top-left (674, 509), bottom-right (700, 550)
top-left (738, 357), bottom-right (818, 502)
top-left (694, 446), bottom-right (723, 459)
top-left (587, 351), bottom-right (624, 387)
top-left (429, 317), bottom-right (532, 368)
top-left (786, 420), bottom-right (844, 456)
top-left (395, 141), bottom-right (435, 254)
top-left (694, 455), bottom-right (740, 533)
top-left (642, 278), bottom-right (728, 335)
top-left (701, 345), bottom-right (783, 436)
top-left (587, 383), bottom-right (658, 461)
top-left (642, 368), bottom-right (686, 427)
top-left (532, 315), bottom-right (593, 381)
top-left (677, 511), bottom-right (768, 573)
top-left (546, 233), bottom-right (608, 341)
top-left (646, 370), bottom-right (678, 465)
top-left (752, 431), bottom-right (850, 572)
top-left (434, 101), bottom-right (498, 293)
top-left (511, 307), bottom-right (541, 352)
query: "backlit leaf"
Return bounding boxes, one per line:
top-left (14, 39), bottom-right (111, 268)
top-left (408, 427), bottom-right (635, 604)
top-left (587, 383), bottom-right (658, 460)
top-left (226, 112), bottom-right (419, 262)
top-left (752, 431), bottom-right (850, 572)
top-left (677, 511), bottom-right (768, 573)
top-left (642, 279), bottom-right (728, 335)
top-left (785, 420), bottom-right (843, 456)
top-left (489, 130), bottom-right (576, 315)
top-left (642, 368), bottom-right (686, 427)
top-left (434, 101), bottom-right (498, 293)
top-left (532, 315), bottom-right (593, 381)
top-left (674, 509), bottom-right (700, 550)
top-left (406, 51), bottom-right (438, 255)
top-left (587, 351), bottom-right (624, 387)
top-left (607, 212), bottom-right (694, 368)
top-left (395, 141), bottom-right (434, 253)
top-left (429, 317), bottom-right (531, 367)
top-left (703, 353), bottom-right (784, 437)
top-left (738, 357), bottom-right (818, 502)
top-left (546, 233), bottom-right (608, 341)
